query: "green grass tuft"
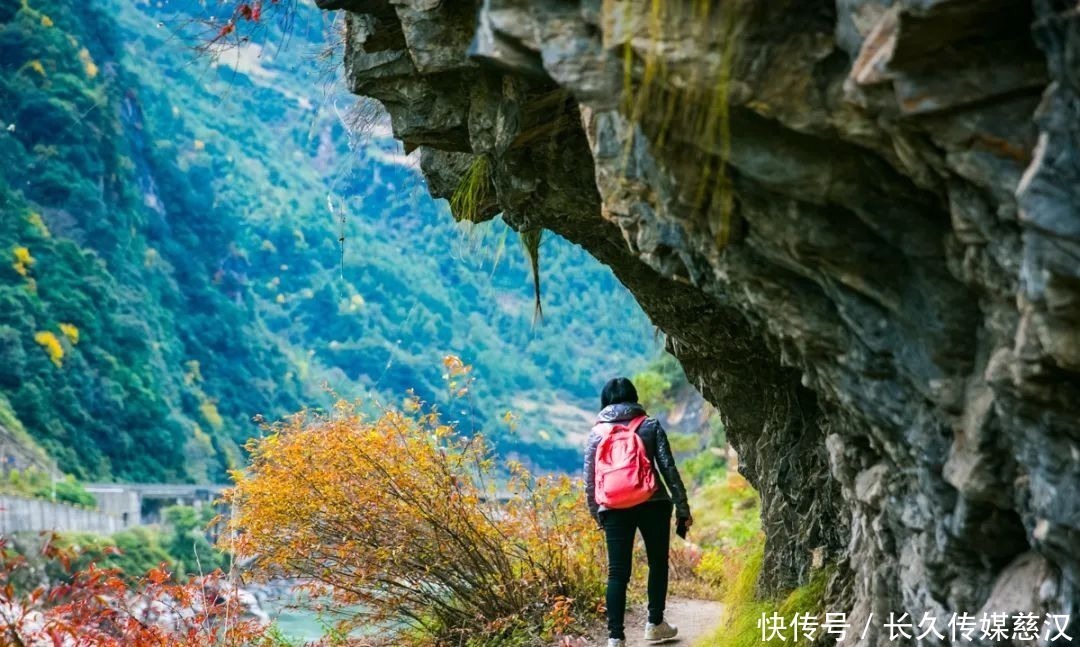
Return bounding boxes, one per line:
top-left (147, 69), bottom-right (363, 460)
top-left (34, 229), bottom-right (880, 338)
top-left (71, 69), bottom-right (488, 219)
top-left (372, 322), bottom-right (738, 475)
top-left (696, 543), bottom-right (833, 647)
top-left (450, 156), bottom-right (494, 223)
top-left (697, 542), bottom-right (770, 647)
top-left (778, 567), bottom-right (832, 618)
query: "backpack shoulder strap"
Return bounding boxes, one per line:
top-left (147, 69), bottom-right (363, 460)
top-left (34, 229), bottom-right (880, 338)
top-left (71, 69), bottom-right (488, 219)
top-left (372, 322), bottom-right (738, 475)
top-left (594, 415), bottom-right (648, 438)
top-left (627, 415), bottom-right (648, 434)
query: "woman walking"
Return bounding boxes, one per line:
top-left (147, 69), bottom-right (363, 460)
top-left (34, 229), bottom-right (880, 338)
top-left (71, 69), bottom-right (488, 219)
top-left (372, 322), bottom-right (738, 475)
top-left (584, 377), bottom-right (693, 646)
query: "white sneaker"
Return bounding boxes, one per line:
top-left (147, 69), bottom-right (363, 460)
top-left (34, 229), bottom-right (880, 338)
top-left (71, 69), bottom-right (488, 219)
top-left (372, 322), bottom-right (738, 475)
top-left (645, 620), bottom-right (679, 642)
top-left (607, 639), bottom-right (626, 647)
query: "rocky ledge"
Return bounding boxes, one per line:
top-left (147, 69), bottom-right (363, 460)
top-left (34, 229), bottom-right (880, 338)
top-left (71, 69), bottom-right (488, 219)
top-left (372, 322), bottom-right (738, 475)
top-left (315, 1), bottom-right (1079, 644)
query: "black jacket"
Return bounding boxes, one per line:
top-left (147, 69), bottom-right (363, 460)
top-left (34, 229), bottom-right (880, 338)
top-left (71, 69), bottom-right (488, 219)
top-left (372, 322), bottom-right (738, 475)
top-left (583, 402), bottom-right (691, 523)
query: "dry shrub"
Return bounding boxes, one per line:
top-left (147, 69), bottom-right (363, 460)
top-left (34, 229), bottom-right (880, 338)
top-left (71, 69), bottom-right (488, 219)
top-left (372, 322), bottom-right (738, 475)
top-left (223, 394), bottom-right (605, 645)
top-left (669, 541), bottom-right (703, 582)
top-left (0, 535), bottom-right (264, 646)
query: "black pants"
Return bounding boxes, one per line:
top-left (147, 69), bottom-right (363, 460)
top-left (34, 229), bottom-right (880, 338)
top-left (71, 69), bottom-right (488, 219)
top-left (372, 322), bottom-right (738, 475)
top-left (600, 499), bottom-right (673, 640)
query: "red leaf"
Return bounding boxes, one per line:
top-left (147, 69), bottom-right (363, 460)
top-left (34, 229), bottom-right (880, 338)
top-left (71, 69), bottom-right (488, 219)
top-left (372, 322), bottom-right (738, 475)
top-left (216, 22), bottom-right (235, 40)
top-left (147, 564), bottom-right (170, 584)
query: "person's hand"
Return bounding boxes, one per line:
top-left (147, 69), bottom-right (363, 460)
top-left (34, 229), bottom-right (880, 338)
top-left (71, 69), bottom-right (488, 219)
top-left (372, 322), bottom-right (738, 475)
top-left (675, 514), bottom-right (693, 539)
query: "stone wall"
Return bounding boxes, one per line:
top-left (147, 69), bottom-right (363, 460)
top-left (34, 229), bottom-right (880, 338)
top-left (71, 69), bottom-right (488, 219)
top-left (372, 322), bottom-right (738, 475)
top-left (0, 494), bottom-right (123, 535)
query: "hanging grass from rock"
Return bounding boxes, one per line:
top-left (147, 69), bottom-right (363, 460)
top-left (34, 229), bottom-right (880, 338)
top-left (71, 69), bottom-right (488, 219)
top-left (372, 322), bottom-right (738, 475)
top-left (520, 227), bottom-right (543, 323)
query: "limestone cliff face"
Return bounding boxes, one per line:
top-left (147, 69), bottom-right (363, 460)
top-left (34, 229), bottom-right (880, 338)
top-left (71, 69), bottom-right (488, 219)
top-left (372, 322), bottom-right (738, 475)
top-left (318, 0), bottom-right (1079, 643)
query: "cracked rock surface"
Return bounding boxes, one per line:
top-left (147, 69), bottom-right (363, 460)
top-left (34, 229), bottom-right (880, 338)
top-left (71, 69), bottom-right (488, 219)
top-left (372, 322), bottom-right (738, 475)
top-left (318, 0), bottom-right (1079, 644)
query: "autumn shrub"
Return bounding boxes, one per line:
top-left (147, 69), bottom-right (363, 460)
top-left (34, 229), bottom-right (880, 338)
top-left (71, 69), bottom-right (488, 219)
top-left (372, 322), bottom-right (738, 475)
top-left (0, 535), bottom-right (265, 646)
top-left (223, 397), bottom-right (605, 645)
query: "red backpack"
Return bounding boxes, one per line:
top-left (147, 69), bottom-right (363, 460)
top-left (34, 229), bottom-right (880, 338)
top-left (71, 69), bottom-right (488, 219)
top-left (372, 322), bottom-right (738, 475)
top-left (593, 415), bottom-right (657, 509)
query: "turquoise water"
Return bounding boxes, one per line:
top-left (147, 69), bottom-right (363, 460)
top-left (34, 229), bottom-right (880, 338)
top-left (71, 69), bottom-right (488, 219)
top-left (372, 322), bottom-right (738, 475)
top-left (260, 590), bottom-right (371, 644)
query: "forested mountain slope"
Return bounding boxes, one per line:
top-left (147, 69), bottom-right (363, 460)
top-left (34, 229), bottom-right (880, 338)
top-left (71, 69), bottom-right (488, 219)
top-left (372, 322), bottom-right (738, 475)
top-left (0, 0), bottom-right (655, 482)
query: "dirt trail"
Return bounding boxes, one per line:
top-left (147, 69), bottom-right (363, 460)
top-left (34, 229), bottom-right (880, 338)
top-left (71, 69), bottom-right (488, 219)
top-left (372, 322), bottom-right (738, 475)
top-left (574, 597), bottom-right (723, 647)
top-left (628, 598), bottom-right (723, 647)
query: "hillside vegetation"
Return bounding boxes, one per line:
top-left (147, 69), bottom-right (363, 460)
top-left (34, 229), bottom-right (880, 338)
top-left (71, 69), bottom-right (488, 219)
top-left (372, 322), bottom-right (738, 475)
top-left (0, 0), bottom-right (655, 482)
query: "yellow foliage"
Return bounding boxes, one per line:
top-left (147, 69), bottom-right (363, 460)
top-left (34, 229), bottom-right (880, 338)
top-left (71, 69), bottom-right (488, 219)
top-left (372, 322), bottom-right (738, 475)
top-left (199, 399), bottom-right (224, 430)
top-left (12, 246), bottom-right (35, 277)
top-left (442, 354), bottom-right (473, 398)
top-left (34, 331), bottom-right (64, 367)
top-left (26, 60), bottom-right (45, 76)
top-left (192, 424), bottom-right (214, 449)
top-left (183, 359), bottom-right (203, 386)
top-left (274, 293), bottom-right (285, 304)
top-left (224, 399), bottom-right (605, 643)
top-left (26, 213), bottom-right (50, 237)
top-left (696, 547), bottom-right (728, 587)
top-left (31, 145), bottom-right (57, 159)
top-left (193, 139), bottom-right (205, 151)
top-left (58, 323), bottom-right (79, 345)
top-left (502, 410), bottom-right (519, 434)
top-left (40, 14), bottom-right (52, 27)
top-left (77, 47), bottom-right (98, 78)
top-left (341, 293), bottom-right (365, 314)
